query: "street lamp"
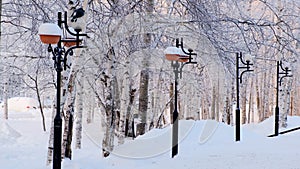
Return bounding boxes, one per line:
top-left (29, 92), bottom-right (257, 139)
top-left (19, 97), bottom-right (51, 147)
top-left (236, 52), bottom-right (254, 142)
top-left (38, 12), bottom-right (87, 169)
top-left (164, 38), bottom-right (197, 158)
top-left (273, 61), bottom-right (292, 136)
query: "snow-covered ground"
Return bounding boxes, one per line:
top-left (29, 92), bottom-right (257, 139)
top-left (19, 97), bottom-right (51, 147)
top-left (1, 108), bottom-right (300, 169)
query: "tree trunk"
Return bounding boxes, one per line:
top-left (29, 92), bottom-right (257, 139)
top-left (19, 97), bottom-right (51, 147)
top-left (136, 0), bottom-right (154, 136)
top-left (86, 84), bottom-right (95, 124)
top-left (211, 86), bottom-right (216, 120)
top-left (222, 82), bottom-right (231, 124)
top-left (255, 75), bottom-right (261, 122)
top-left (112, 76), bottom-right (121, 145)
top-left (291, 80), bottom-right (298, 116)
top-left (169, 82), bottom-right (174, 123)
top-left (102, 47), bottom-right (117, 157)
top-left (102, 89), bottom-right (115, 157)
top-left (35, 76), bottom-right (46, 131)
top-left (118, 73), bottom-right (128, 145)
top-left (1, 1), bottom-right (8, 120)
top-left (64, 113), bottom-right (74, 159)
top-left (260, 72), bottom-right (267, 122)
top-left (46, 98), bottom-right (56, 165)
top-left (230, 79), bottom-right (234, 126)
top-left (241, 83), bottom-right (247, 124)
top-left (248, 79), bottom-right (253, 124)
top-left (75, 78), bottom-right (84, 149)
top-left (62, 80), bottom-right (76, 159)
top-left (136, 69), bottom-right (149, 136)
top-left (3, 80), bottom-right (8, 119)
top-left (125, 86), bottom-right (136, 138)
top-left (102, 76), bottom-right (117, 157)
top-left (222, 94), bottom-right (231, 125)
top-left (216, 78), bottom-right (220, 121)
top-left (280, 79), bottom-right (292, 128)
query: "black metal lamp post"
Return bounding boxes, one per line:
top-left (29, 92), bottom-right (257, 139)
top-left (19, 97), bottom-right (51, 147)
top-left (164, 38), bottom-right (197, 158)
top-left (38, 12), bottom-right (87, 169)
top-left (236, 52), bottom-right (254, 141)
top-left (273, 61), bottom-right (292, 136)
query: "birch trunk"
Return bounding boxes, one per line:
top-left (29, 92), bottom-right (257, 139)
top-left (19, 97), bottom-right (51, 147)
top-left (222, 80), bottom-right (231, 124)
top-left (118, 72), bottom-right (129, 145)
top-left (102, 47), bottom-right (117, 157)
top-left (102, 89), bottom-right (114, 157)
top-left (291, 80), bottom-right (298, 116)
top-left (241, 83), bottom-right (247, 124)
top-left (269, 73), bottom-right (275, 118)
top-left (169, 82), bottom-right (174, 123)
top-left (280, 79), bottom-right (292, 128)
top-left (137, 69), bottom-right (149, 136)
top-left (216, 78), bottom-right (220, 121)
top-left (230, 79), bottom-right (234, 126)
top-left (136, 0), bottom-right (154, 136)
top-left (222, 94), bottom-right (231, 125)
top-left (112, 77), bottom-right (121, 145)
top-left (0, 1), bottom-right (5, 120)
top-left (75, 77), bottom-right (83, 149)
top-left (211, 86), bottom-right (216, 120)
top-left (86, 84), bottom-right (95, 123)
top-left (279, 80), bottom-right (285, 127)
top-left (149, 71), bottom-right (163, 129)
top-left (201, 98), bottom-right (209, 120)
top-left (125, 86), bottom-right (136, 138)
top-left (62, 76), bottom-right (76, 159)
top-left (260, 72), bottom-right (267, 121)
top-left (46, 98), bottom-right (56, 165)
top-left (102, 76), bottom-right (117, 157)
top-left (255, 75), bottom-right (261, 122)
top-left (3, 80), bottom-right (8, 119)
top-left (248, 79), bottom-right (253, 123)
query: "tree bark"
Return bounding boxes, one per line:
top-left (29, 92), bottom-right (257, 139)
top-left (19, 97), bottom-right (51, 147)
top-left (62, 78), bottom-right (76, 159)
top-left (241, 83), bottom-right (247, 124)
top-left (216, 78), bottom-right (220, 121)
top-left (211, 86), bottom-right (216, 120)
top-left (280, 79), bottom-right (292, 128)
top-left (0, 0), bottom-right (7, 120)
top-left (136, 0), bottom-right (154, 136)
top-left (46, 98), bottom-right (56, 166)
top-left (75, 78), bottom-right (84, 149)
top-left (248, 79), bottom-right (253, 124)
top-left (34, 75), bottom-right (46, 131)
top-left (169, 82), bottom-right (174, 123)
top-left (102, 47), bottom-right (117, 157)
top-left (136, 69), bottom-right (149, 136)
top-left (3, 81), bottom-right (8, 119)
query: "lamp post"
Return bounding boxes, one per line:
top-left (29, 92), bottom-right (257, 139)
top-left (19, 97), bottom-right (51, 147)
top-left (164, 38), bottom-right (197, 158)
top-left (236, 52), bottom-right (254, 142)
top-left (274, 61), bottom-right (292, 136)
top-left (38, 12), bottom-right (87, 169)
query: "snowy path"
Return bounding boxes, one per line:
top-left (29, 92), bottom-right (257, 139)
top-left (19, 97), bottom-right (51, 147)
top-left (1, 113), bottom-right (300, 169)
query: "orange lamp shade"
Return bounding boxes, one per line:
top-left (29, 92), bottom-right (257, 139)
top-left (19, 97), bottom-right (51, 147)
top-left (62, 38), bottom-right (77, 47)
top-left (164, 47), bottom-right (189, 62)
top-left (165, 54), bottom-right (180, 61)
top-left (39, 35), bottom-right (61, 44)
top-left (38, 23), bottom-right (62, 44)
top-left (178, 56), bottom-right (189, 62)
